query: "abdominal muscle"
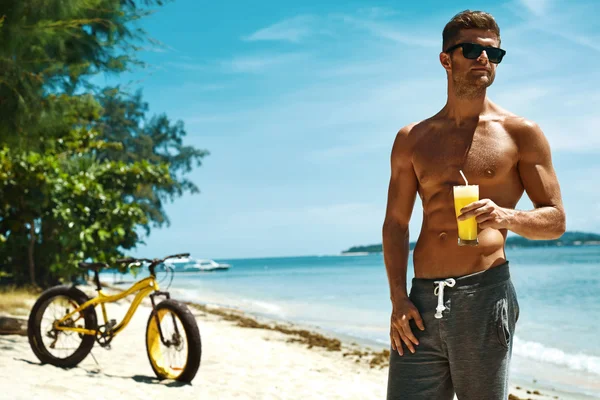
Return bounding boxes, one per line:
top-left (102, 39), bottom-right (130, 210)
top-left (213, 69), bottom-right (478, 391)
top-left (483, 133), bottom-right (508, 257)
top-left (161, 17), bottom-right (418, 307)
top-left (411, 211), bottom-right (508, 279)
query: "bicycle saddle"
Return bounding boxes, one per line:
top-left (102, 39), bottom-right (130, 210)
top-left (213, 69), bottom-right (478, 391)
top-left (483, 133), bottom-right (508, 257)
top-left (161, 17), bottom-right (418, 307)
top-left (78, 262), bottom-right (109, 271)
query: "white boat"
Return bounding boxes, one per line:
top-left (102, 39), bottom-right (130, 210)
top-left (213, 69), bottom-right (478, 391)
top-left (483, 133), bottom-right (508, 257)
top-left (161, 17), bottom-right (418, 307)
top-left (195, 259), bottom-right (231, 272)
top-left (164, 257), bottom-right (230, 272)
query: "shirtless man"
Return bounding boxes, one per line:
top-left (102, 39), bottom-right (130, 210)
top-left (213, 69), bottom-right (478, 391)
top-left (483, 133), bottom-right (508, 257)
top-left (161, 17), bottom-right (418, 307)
top-left (382, 10), bottom-right (566, 400)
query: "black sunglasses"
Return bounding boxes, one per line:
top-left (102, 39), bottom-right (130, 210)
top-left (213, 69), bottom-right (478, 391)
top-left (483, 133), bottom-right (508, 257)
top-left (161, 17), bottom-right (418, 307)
top-left (444, 42), bottom-right (506, 64)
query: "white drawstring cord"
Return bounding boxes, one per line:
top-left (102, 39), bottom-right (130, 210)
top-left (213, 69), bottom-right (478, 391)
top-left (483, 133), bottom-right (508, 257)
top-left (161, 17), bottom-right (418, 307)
top-left (434, 278), bottom-right (456, 319)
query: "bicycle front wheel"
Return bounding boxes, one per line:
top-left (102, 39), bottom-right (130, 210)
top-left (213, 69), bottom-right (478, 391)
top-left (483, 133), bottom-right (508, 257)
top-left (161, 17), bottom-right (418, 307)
top-left (146, 299), bottom-right (201, 382)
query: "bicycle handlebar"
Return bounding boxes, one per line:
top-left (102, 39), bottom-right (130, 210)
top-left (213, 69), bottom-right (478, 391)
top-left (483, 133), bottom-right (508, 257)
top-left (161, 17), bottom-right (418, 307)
top-left (115, 253), bottom-right (190, 267)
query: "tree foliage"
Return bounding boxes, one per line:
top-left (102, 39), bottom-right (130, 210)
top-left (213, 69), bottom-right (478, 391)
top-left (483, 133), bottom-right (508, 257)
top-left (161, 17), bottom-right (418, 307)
top-left (0, 0), bottom-right (208, 286)
top-left (96, 88), bottom-right (209, 228)
top-left (0, 0), bottom-right (163, 141)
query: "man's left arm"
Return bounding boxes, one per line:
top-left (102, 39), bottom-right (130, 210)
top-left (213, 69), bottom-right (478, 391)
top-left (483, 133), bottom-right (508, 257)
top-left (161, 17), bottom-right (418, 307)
top-left (459, 120), bottom-right (566, 240)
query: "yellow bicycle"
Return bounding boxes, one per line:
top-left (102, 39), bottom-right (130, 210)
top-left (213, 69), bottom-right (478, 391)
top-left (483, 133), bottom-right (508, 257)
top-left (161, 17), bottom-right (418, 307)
top-left (27, 253), bottom-right (201, 383)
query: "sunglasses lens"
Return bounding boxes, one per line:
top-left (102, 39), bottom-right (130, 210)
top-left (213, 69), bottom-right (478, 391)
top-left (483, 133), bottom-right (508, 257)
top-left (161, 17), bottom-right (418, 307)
top-left (462, 44), bottom-right (482, 59)
top-left (487, 49), bottom-right (504, 63)
top-left (461, 43), bottom-right (505, 63)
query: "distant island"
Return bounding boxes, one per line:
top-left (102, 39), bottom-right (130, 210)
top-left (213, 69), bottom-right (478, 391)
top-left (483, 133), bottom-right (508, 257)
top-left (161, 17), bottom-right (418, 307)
top-left (342, 231), bottom-right (600, 254)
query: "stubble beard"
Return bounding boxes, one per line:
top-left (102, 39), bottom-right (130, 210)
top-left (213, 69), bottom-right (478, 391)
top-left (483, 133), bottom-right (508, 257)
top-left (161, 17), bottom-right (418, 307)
top-left (452, 73), bottom-right (494, 100)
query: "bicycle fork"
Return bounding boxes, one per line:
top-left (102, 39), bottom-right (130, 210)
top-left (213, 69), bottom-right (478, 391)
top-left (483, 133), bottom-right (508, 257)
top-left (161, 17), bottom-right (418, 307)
top-left (149, 291), bottom-right (182, 347)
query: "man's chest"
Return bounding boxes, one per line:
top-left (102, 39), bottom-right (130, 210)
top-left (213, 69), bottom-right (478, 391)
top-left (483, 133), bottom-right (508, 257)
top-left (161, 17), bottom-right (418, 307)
top-left (412, 128), bottom-right (519, 188)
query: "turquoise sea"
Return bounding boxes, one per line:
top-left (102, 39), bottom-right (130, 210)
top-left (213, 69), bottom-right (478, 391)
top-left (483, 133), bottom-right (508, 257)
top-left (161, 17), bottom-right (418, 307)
top-left (106, 246), bottom-right (600, 398)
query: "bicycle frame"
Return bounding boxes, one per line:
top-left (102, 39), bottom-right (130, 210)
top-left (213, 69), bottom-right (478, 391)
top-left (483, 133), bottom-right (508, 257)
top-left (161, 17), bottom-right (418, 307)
top-left (54, 276), bottom-right (160, 337)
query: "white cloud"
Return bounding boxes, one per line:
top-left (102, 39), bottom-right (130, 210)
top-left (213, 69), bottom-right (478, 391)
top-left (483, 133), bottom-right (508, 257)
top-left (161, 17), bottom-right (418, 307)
top-left (511, 1), bottom-right (600, 53)
top-left (307, 140), bottom-right (391, 162)
top-left (338, 15), bottom-right (439, 47)
top-left (491, 80), bottom-right (600, 152)
top-left (564, 202), bottom-right (600, 233)
top-left (243, 11), bottom-right (438, 48)
top-left (167, 53), bottom-right (309, 74)
top-left (243, 15), bottom-right (317, 43)
top-left (543, 116), bottom-right (600, 152)
top-left (356, 7), bottom-right (400, 19)
top-left (572, 173), bottom-right (600, 196)
top-left (492, 86), bottom-right (552, 111)
top-left (222, 53), bottom-right (309, 73)
top-left (318, 59), bottom-right (399, 78)
top-left (519, 0), bottom-right (550, 16)
top-left (552, 31), bottom-right (600, 52)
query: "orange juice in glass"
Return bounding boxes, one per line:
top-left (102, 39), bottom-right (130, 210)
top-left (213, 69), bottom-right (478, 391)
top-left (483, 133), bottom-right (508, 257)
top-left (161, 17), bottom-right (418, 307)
top-left (453, 185), bottom-right (479, 246)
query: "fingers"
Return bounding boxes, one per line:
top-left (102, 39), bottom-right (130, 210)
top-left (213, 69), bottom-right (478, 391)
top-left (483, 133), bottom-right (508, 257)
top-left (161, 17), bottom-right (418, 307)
top-left (398, 315), bottom-right (418, 354)
top-left (459, 200), bottom-right (486, 213)
top-left (460, 205), bottom-right (492, 221)
top-left (459, 199), bottom-right (495, 220)
top-left (475, 212), bottom-right (494, 223)
top-left (390, 327), bottom-right (403, 356)
top-left (391, 323), bottom-right (413, 355)
top-left (412, 311), bottom-right (425, 331)
top-left (400, 336), bottom-right (415, 354)
top-left (400, 323), bottom-right (418, 348)
top-left (390, 302), bottom-right (425, 356)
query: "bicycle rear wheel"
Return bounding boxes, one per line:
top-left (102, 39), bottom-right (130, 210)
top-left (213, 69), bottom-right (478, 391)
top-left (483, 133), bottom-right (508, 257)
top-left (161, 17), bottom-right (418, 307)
top-left (146, 299), bottom-right (201, 382)
top-left (28, 286), bottom-right (97, 368)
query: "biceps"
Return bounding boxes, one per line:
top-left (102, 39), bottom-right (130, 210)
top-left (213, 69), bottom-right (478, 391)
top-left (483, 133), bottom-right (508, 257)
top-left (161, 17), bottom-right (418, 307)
top-left (518, 161), bottom-right (563, 208)
top-left (384, 168), bottom-right (418, 227)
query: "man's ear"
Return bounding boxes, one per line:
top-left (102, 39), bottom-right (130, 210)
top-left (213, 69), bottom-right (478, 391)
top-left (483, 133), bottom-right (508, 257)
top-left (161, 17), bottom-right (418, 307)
top-left (439, 52), bottom-right (452, 72)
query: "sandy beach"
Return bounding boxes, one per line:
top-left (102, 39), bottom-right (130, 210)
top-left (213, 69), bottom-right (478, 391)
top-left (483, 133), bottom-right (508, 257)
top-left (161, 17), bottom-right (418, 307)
top-left (0, 286), bottom-right (592, 400)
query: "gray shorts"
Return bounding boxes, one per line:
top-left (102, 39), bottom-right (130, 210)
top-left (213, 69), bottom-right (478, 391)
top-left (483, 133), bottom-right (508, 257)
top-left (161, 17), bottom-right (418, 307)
top-left (386, 262), bottom-right (519, 400)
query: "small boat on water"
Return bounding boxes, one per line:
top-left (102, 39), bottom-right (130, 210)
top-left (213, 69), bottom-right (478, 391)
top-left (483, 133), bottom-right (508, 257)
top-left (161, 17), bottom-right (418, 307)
top-left (164, 257), bottom-right (231, 272)
top-left (194, 259), bottom-right (231, 272)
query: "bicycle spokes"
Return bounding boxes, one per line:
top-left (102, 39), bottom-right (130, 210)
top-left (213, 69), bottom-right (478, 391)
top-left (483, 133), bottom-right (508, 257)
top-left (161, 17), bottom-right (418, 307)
top-left (147, 308), bottom-right (188, 379)
top-left (40, 296), bottom-right (86, 359)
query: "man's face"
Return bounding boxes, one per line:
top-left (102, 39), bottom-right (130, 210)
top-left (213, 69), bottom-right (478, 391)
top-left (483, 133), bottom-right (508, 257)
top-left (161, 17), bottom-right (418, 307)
top-left (441, 29), bottom-right (501, 98)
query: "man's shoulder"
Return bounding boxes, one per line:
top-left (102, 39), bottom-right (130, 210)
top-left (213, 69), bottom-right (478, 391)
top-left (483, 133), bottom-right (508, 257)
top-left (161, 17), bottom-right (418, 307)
top-left (500, 114), bottom-right (546, 142)
top-left (390, 121), bottom-right (425, 164)
top-left (392, 121), bottom-right (423, 151)
top-left (490, 104), bottom-right (543, 136)
top-left (396, 121), bottom-right (420, 137)
top-left (395, 118), bottom-right (434, 140)
top-left (497, 113), bottom-right (551, 157)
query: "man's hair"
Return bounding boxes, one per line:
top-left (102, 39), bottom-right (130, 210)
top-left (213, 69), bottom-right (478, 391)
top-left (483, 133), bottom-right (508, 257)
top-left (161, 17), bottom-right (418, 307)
top-left (442, 10), bottom-right (500, 51)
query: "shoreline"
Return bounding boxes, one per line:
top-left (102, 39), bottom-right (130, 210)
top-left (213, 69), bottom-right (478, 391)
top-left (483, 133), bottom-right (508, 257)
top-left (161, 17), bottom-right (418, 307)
top-left (182, 301), bottom-right (598, 400)
top-left (104, 281), bottom-right (595, 400)
top-left (0, 282), bottom-right (596, 399)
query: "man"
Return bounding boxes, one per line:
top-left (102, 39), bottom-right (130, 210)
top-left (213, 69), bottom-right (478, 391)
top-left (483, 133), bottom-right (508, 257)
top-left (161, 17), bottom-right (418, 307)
top-left (382, 10), bottom-right (566, 400)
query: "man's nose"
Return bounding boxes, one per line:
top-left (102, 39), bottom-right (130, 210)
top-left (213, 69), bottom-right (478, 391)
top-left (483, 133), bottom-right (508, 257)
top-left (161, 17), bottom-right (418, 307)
top-left (477, 50), bottom-right (489, 63)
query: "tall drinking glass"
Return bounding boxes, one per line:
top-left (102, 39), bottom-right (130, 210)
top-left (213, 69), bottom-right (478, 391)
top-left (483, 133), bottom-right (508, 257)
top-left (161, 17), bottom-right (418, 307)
top-left (453, 185), bottom-right (479, 246)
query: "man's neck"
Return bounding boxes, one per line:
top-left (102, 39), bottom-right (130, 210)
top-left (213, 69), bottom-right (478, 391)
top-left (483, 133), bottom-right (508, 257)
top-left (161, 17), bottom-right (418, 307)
top-left (443, 89), bottom-right (490, 125)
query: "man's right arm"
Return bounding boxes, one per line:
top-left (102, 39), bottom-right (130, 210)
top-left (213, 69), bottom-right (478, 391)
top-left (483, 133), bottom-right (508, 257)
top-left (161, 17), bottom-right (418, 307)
top-left (382, 124), bottom-right (424, 355)
top-left (382, 125), bottom-right (418, 304)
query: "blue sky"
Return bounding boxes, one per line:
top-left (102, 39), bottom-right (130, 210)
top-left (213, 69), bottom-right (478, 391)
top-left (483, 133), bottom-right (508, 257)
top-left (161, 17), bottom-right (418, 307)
top-left (107, 0), bottom-right (600, 259)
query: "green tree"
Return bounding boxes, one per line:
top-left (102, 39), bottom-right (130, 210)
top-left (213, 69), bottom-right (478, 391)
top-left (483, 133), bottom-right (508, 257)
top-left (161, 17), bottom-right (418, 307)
top-left (0, 94), bottom-right (173, 286)
top-left (0, 0), bottom-right (209, 286)
top-left (0, 0), bottom-right (167, 144)
top-left (96, 88), bottom-right (209, 228)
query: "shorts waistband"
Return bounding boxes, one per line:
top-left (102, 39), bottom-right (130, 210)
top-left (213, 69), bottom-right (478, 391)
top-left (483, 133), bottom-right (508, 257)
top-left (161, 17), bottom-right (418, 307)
top-left (411, 261), bottom-right (511, 292)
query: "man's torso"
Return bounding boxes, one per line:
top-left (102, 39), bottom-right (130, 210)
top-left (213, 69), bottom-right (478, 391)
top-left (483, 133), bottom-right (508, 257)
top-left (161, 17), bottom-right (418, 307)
top-left (406, 106), bottom-right (526, 278)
